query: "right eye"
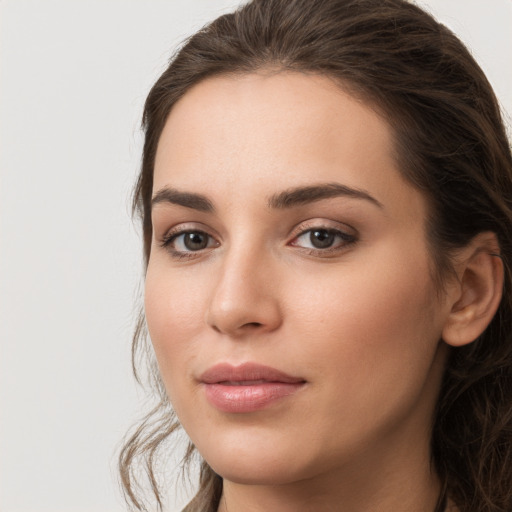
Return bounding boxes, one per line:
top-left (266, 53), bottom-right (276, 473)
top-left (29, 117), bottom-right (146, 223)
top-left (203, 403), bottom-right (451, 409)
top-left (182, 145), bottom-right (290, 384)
top-left (161, 230), bottom-right (219, 258)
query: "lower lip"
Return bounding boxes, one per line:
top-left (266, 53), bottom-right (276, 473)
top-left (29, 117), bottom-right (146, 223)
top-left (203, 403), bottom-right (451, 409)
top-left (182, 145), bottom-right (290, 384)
top-left (203, 382), bottom-right (305, 413)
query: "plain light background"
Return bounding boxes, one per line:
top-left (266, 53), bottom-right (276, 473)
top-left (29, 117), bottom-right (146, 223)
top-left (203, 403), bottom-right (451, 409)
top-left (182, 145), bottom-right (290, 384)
top-left (0, 1), bottom-right (510, 511)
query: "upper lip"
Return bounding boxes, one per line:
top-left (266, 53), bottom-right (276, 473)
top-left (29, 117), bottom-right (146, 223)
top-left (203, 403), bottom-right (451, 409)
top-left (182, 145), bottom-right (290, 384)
top-left (200, 362), bottom-right (305, 384)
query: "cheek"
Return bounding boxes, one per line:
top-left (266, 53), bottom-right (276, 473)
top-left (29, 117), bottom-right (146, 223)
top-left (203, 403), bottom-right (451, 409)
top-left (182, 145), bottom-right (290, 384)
top-left (144, 260), bottom-right (207, 388)
top-left (290, 253), bottom-right (436, 342)
top-left (288, 248), bottom-right (442, 422)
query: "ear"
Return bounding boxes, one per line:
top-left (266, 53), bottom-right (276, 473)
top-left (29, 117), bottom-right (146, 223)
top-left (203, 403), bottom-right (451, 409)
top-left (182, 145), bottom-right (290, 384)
top-left (442, 232), bottom-right (504, 347)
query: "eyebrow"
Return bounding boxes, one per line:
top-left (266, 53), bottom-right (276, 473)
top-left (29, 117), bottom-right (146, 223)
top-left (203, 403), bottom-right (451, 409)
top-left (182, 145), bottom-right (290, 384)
top-left (267, 182), bottom-right (383, 209)
top-left (151, 182), bottom-right (383, 212)
top-left (151, 187), bottom-right (214, 212)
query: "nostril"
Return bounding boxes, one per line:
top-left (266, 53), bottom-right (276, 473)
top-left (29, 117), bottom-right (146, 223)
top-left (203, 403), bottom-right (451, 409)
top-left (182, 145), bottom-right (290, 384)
top-left (209, 320), bottom-right (266, 335)
top-left (209, 321), bottom-right (263, 334)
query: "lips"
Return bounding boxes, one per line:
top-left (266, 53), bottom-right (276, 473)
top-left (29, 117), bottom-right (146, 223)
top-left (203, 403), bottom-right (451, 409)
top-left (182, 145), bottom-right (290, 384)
top-left (200, 362), bottom-right (306, 413)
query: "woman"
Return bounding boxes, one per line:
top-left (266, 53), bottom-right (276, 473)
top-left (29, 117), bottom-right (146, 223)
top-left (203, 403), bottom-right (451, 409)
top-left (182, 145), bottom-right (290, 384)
top-left (119, 0), bottom-right (512, 511)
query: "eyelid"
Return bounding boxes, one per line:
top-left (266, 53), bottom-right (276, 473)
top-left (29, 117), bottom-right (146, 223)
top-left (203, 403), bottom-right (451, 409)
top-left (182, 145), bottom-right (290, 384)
top-left (163, 229), bottom-right (217, 247)
top-left (159, 222), bottom-right (220, 243)
top-left (289, 218), bottom-right (357, 240)
top-left (287, 219), bottom-right (358, 255)
top-left (158, 223), bottom-right (221, 259)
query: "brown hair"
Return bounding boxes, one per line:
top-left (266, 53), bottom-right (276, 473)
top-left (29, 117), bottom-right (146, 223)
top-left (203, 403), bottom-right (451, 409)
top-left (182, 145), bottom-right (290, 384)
top-left (119, 1), bottom-right (512, 511)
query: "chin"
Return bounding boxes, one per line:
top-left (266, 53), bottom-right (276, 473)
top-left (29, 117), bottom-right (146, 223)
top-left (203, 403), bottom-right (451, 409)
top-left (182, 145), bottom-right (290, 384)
top-left (197, 437), bottom-right (331, 488)
top-left (191, 430), bottom-right (306, 485)
top-left (208, 456), bottom-right (307, 486)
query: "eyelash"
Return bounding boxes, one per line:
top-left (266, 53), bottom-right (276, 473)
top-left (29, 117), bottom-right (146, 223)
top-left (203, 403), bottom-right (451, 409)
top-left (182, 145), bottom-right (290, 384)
top-left (159, 225), bottom-right (357, 260)
top-left (289, 227), bottom-right (357, 256)
top-left (160, 229), bottom-right (218, 260)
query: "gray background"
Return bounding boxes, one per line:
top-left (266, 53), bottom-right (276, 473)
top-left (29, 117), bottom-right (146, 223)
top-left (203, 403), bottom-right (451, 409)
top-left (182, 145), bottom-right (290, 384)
top-left (1, 1), bottom-right (511, 511)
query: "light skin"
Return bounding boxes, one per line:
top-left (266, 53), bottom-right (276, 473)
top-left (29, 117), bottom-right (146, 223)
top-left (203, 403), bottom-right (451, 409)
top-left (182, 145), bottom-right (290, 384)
top-left (145, 72), bottom-right (503, 511)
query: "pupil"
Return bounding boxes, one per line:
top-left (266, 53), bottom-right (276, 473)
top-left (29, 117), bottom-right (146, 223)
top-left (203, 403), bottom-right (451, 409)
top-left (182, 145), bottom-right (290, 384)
top-left (184, 232), bottom-right (207, 250)
top-left (311, 229), bottom-right (334, 248)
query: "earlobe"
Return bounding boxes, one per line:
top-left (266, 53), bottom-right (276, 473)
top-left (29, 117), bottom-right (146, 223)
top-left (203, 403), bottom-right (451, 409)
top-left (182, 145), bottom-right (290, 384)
top-left (442, 232), bottom-right (504, 348)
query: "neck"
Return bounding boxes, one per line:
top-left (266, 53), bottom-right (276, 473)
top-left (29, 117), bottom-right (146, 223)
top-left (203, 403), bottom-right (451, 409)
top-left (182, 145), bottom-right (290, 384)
top-left (218, 451), bottom-right (441, 512)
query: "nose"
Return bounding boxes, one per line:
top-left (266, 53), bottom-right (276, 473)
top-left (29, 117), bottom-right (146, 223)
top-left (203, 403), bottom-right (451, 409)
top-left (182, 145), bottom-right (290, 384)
top-left (205, 247), bottom-right (282, 337)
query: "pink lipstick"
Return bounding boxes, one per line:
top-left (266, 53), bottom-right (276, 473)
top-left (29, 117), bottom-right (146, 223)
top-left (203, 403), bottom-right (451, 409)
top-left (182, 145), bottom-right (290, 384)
top-left (200, 363), bottom-right (306, 413)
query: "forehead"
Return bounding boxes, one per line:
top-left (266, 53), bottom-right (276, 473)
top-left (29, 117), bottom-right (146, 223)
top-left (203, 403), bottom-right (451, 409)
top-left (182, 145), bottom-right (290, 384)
top-left (153, 71), bottom-right (422, 218)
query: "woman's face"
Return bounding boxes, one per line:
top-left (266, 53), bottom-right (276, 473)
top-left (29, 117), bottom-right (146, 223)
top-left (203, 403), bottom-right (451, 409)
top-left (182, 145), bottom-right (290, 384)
top-left (145, 72), bottom-right (451, 486)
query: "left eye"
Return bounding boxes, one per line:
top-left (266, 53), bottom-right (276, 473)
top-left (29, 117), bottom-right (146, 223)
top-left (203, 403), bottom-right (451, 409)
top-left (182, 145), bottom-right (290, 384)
top-left (290, 228), bottom-right (355, 250)
top-left (165, 230), bottom-right (218, 252)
